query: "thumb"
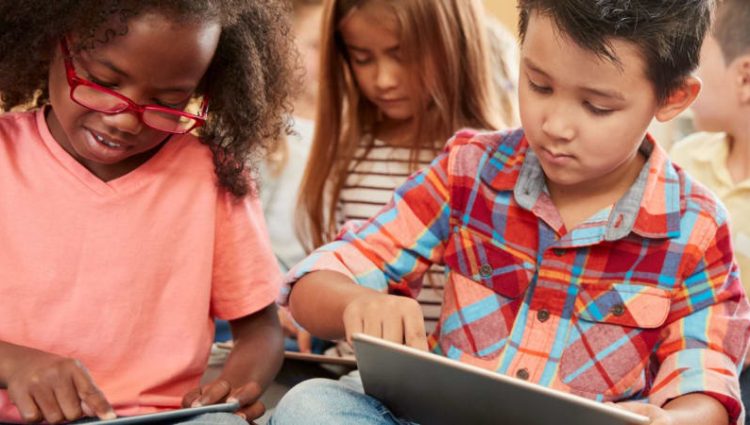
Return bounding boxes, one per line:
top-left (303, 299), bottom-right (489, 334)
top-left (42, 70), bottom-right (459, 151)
top-left (297, 330), bottom-right (313, 353)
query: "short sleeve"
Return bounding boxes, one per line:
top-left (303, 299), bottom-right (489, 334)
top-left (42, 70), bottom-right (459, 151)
top-left (211, 190), bottom-right (282, 320)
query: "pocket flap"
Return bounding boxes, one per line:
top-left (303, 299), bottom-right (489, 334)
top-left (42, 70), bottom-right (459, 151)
top-left (444, 228), bottom-right (534, 299)
top-left (575, 283), bottom-right (671, 328)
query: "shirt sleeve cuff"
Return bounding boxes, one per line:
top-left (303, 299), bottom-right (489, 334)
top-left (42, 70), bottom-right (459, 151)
top-left (649, 348), bottom-right (743, 424)
top-left (277, 244), bottom-right (360, 306)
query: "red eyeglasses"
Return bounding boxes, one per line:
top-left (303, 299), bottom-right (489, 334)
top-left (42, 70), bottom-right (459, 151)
top-left (60, 39), bottom-right (209, 134)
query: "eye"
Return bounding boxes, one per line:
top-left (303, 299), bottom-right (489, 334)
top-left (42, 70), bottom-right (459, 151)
top-left (87, 73), bottom-right (118, 90)
top-left (527, 78), bottom-right (552, 95)
top-left (350, 53), bottom-right (373, 65)
top-left (584, 101), bottom-right (614, 116)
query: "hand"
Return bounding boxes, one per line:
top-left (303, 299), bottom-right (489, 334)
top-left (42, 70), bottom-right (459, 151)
top-left (278, 308), bottom-right (313, 353)
top-left (616, 401), bottom-right (673, 425)
top-left (342, 292), bottom-right (428, 351)
top-left (183, 378), bottom-right (265, 422)
top-left (6, 350), bottom-right (114, 424)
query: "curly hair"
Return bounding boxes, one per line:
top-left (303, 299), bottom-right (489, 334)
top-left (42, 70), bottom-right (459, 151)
top-left (0, 0), bottom-right (297, 197)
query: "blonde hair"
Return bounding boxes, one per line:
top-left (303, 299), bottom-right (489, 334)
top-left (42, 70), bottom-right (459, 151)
top-left (297, 0), bottom-right (508, 250)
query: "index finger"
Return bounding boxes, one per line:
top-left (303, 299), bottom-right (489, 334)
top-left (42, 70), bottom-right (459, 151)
top-left (195, 380), bottom-right (232, 406)
top-left (227, 381), bottom-right (262, 408)
top-left (71, 368), bottom-right (114, 420)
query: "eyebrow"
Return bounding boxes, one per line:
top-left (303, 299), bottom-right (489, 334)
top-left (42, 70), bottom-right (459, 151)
top-left (94, 57), bottom-right (195, 94)
top-left (346, 44), bottom-right (400, 54)
top-left (523, 57), bottom-right (626, 102)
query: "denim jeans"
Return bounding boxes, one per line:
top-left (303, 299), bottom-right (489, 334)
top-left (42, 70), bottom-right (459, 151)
top-left (269, 371), bottom-right (417, 425)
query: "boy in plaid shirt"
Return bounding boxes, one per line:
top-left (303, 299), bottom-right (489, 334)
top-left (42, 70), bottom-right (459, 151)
top-left (272, 0), bottom-right (750, 424)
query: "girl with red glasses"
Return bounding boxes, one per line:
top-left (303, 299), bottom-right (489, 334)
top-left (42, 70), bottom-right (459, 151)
top-left (0, 1), bottom-right (295, 423)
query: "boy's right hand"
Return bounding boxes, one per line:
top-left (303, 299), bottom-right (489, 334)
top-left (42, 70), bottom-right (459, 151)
top-left (5, 349), bottom-right (115, 424)
top-left (342, 292), bottom-right (428, 351)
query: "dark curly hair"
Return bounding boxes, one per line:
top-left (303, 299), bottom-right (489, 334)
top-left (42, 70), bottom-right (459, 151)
top-left (0, 0), bottom-right (297, 197)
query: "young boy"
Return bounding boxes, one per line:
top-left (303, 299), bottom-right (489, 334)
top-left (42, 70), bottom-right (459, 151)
top-left (669, 0), bottom-right (750, 413)
top-left (273, 0), bottom-right (750, 424)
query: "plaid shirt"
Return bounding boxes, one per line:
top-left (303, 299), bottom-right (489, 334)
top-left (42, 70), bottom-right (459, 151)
top-left (282, 129), bottom-right (750, 423)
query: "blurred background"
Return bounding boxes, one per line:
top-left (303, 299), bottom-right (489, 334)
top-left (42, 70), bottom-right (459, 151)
top-left (486, 0), bottom-right (517, 32)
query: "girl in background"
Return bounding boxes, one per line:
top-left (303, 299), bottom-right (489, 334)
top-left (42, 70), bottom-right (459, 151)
top-left (294, 0), bottom-right (517, 342)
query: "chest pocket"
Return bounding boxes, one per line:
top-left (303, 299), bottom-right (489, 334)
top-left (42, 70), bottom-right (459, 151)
top-left (559, 283), bottom-right (671, 398)
top-left (440, 228), bottom-right (534, 360)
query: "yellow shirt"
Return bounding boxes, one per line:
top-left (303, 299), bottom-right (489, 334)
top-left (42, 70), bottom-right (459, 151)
top-left (670, 132), bottom-right (750, 293)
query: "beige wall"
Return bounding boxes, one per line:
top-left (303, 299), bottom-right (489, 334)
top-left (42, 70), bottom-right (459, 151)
top-left (485, 0), bottom-right (518, 33)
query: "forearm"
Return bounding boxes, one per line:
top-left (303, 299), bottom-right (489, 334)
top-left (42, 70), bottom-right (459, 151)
top-left (664, 393), bottom-right (729, 425)
top-left (288, 270), bottom-right (379, 340)
top-left (221, 304), bottom-right (284, 391)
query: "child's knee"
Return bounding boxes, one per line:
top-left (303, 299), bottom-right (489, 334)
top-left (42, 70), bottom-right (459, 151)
top-left (271, 378), bottom-right (375, 424)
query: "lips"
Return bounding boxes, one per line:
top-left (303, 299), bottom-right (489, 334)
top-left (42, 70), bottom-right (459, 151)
top-left (88, 129), bottom-right (129, 150)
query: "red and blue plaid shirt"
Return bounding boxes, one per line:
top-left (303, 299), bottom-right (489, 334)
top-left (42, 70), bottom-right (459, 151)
top-left (282, 129), bottom-right (750, 423)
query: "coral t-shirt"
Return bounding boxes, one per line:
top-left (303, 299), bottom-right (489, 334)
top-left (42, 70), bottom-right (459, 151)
top-left (0, 109), bottom-right (281, 422)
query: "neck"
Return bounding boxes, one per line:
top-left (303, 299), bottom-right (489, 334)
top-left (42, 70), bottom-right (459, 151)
top-left (547, 150), bottom-right (646, 231)
top-left (374, 116), bottom-right (417, 147)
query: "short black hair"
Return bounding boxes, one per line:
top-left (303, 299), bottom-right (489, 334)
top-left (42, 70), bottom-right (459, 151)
top-left (518, 0), bottom-right (714, 103)
top-left (0, 0), bottom-right (297, 197)
top-left (714, 0), bottom-right (750, 64)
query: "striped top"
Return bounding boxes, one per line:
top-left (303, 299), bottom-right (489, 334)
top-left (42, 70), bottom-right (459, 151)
top-left (285, 129), bottom-right (749, 423)
top-left (338, 137), bottom-right (443, 331)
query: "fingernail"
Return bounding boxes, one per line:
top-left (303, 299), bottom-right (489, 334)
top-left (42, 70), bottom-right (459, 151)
top-left (102, 410), bottom-right (117, 420)
top-left (191, 400), bottom-right (203, 408)
top-left (227, 397), bottom-right (238, 404)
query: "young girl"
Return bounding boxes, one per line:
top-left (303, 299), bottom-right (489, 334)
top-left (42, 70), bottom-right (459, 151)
top-left (0, 1), bottom-right (295, 423)
top-left (288, 0), bottom-right (515, 348)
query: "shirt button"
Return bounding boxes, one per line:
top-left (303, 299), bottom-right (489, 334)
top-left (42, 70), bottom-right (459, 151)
top-left (537, 309), bottom-right (550, 323)
top-left (516, 368), bottom-right (530, 380)
top-left (479, 264), bottom-right (493, 278)
top-left (610, 304), bottom-right (626, 316)
top-left (553, 248), bottom-right (565, 257)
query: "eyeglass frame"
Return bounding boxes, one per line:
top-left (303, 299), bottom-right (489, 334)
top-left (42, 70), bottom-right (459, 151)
top-left (59, 38), bottom-right (209, 134)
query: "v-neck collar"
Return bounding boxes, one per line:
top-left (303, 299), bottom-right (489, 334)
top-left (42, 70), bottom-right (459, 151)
top-left (36, 107), bottom-right (186, 196)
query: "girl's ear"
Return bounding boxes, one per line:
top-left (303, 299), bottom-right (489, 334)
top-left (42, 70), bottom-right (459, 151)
top-left (655, 76), bottom-right (702, 122)
top-left (735, 56), bottom-right (750, 104)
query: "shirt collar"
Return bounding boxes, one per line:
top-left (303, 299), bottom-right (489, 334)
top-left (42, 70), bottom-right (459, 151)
top-left (480, 132), bottom-right (681, 240)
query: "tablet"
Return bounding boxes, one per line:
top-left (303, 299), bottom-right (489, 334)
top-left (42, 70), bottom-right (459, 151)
top-left (84, 401), bottom-right (240, 425)
top-left (352, 333), bottom-right (651, 425)
top-left (284, 350), bottom-right (357, 366)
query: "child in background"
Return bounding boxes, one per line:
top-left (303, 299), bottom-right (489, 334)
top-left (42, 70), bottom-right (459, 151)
top-left (263, 0), bottom-right (325, 272)
top-left (668, 0), bottom-right (750, 410)
top-left (262, 0), bottom-right (328, 354)
top-left (0, 1), bottom-right (295, 423)
top-left (293, 0), bottom-right (514, 346)
top-left (274, 0), bottom-right (750, 424)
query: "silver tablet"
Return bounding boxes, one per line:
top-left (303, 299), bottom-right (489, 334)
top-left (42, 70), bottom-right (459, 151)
top-left (352, 333), bottom-right (650, 425)
top-left (84, 401), bottom-right (240, 424)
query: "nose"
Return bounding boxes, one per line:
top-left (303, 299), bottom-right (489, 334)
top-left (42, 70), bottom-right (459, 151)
top-left (100, 110), bottom-right (144, 135)
top-left (541, 106), bottom-right (576, 142)
top-left (375, 59), bottom-right (400, 91)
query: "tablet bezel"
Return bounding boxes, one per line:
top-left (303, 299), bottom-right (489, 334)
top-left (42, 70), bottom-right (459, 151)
top-left (84, 401), bottom-right (240, 425)
top-left (353, 333), bottom-right (650, 425)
